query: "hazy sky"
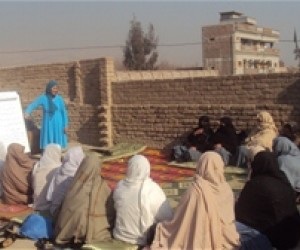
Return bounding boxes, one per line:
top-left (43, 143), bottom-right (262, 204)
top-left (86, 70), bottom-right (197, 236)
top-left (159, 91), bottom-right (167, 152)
top-left (0, 1), bottom-right (299, 68)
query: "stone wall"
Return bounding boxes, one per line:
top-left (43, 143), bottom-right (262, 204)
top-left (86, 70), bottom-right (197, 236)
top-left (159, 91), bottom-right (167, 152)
top-left (0, 57), bottom-right (299, 150)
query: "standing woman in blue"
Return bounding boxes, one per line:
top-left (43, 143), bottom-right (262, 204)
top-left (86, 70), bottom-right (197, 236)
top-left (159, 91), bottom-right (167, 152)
top-left (25, 80), bottom-right (68, 150)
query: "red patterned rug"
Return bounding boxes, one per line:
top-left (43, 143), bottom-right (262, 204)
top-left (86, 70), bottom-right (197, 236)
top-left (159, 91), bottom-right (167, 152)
top-left (101, 148), bottom-right (195, 189)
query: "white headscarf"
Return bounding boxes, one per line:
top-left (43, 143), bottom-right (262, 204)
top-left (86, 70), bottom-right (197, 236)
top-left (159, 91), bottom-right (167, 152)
top-left (32, 144), bottom-right (62, 210)
top-left (125, 154), bottom-right (151, 183)
top-left (113, 154), bottom-right (173, 245)
top-left (47, 146), bottom-right (85, 215)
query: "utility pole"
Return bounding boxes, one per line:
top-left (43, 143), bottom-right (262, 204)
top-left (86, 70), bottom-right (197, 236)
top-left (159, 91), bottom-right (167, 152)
top-left (294, 29), bottom-right (300, 67)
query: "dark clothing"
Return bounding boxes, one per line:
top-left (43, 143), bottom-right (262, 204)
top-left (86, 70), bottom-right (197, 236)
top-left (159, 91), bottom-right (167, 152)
top-left (187, 127), bottom-right (214, 152)
top-left (236, 152), bottom-right (300, 250)
top-left (212, 125), bottom-right (238, 155)
top-left (173, 127), bottom-right (214, 162)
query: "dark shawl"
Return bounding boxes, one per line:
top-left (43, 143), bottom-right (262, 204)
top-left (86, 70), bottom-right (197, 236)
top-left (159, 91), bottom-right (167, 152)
top-left (187, 127), bottom-right (214, 152)
top-left (235, 151), bottom-right (300, 250)
top-left (212, 117), bottom-right (238, 155)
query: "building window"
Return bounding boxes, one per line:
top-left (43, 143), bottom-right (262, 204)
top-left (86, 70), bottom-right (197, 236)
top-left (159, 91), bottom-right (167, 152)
top-left (238, 61), bottom-right (242, 67)
top-left (209, 37), bottom-right (215, 41)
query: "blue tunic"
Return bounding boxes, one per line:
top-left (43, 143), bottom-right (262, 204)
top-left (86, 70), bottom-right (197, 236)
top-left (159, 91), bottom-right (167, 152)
top-left (25, 94), bottom-right (68, 149)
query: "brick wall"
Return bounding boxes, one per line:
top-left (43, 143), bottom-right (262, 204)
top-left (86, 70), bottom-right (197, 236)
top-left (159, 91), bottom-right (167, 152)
top-left (0, 58), bottom-right (106, 146)
top-left (0, 58), bottom-right (299, 149)
top-left (202, 24), bottom-right (234, 75)
top-left (111, 73), bottom-right (300, 149)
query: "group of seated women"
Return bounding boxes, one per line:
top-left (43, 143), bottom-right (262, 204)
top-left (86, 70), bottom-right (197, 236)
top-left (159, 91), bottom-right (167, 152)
top-left (173, 114), bottom-right (247, 166)
top-left (0, 109), bottom-right (299, 249)
top-left (173, 111), bottom-right (300, 167)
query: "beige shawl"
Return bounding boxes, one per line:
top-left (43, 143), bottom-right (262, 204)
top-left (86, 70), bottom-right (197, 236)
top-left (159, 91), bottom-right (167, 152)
top-left (1, 143), bottom-right (35, 204)
top-left (54, 153), bottom-right (113, 245)
top-left (246, 111), bottom-right (278, 151)
top-left (151, 152), bottom-right (240, 250)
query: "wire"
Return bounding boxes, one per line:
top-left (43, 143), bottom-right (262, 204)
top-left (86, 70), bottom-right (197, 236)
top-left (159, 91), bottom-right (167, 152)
top-left (0, 39), bottom-right (297, 55)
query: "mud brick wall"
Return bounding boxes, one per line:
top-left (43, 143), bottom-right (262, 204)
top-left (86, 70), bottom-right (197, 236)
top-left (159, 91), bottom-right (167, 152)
top-left (0, 58), bottom-right (106, 146)
top-left (111, 73), bottom-right (300, 149)
top-left (0, 57), bottom-right (300, 149)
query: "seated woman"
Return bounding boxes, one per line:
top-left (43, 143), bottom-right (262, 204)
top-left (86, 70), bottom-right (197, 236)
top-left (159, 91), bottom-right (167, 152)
top-left (113, 154), bottom-right (173, 248)
top-left (173, 115), bottom-right (214, 162)
top-left (245, 111), bottom-right (278, 151)
top-left (54, 154), bottom-right (114, 248)
top-left (212, 116), bottom-right (238, 165)
top-left (1, 143), bottom-right (35, 205)
top-left (236, 111), bottom-right (278, 168)
top-left (46, 145), bottom-right (84, 215)
top-left (235, 151), bottom-right (300, 250)
top-left (273, 136), bottom-right (300, 193)
top-left (32, 143), bottom-right (62, 211)
top-left (151, 152), bottom-right (240, 250)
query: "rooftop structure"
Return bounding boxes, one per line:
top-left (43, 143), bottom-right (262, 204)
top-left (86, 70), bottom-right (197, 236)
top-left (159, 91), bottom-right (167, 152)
top-left (202, 11), bottom-right (286, 75)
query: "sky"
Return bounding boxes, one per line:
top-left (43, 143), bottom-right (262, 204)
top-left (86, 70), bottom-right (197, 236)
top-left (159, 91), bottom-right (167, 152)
top-left (0, 1), bottom-right (299, 69)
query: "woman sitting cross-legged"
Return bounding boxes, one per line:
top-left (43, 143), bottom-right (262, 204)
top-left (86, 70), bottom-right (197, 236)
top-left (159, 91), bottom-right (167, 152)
top-left (235, 151), bottom-right (300, 250)
top-left (150, 151), bottom-right (240, 250)
top-left (236, 110), bottom-right (278, 168)
top-left (245, 110), bottom-right (278, 151)
top-left (1, 143), bottom-right (36, 205)
top-left (31, 143), bottom-right (62, 211)
top-left (54, 153), bottom-right (114, 248)
top-left (46, 145), bottom-right (85, 216)
top-left (173, 115), bottom-right (214, 162)
top-left (113, 154), bottom-right (173, 248)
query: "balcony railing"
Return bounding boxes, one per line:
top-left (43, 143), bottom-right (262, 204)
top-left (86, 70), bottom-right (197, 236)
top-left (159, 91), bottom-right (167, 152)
top-left (238, 46), bottom-right (279, 56)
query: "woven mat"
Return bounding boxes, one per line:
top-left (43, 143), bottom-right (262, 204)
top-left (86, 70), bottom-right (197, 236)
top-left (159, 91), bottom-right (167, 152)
top-left (87, 143), bottom-right (147, 162)
top-left (0, 204), bottom-right (33, 221)
top-left (82, 240), bottom-right (138, 250)
top-left (101, 148), bottom-right (247, 206)
top-left (101, 148), bottom-right (195, 189)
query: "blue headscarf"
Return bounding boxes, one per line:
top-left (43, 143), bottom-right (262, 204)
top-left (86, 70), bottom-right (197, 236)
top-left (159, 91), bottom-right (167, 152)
top-left (45, 80), bottom-right (58, 114)
top-left (273, 136), bottom-right (300, 191)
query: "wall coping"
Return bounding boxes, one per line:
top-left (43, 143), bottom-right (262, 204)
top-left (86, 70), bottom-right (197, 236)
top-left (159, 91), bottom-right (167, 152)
top-left (114, 70), bottom-right (219, 82)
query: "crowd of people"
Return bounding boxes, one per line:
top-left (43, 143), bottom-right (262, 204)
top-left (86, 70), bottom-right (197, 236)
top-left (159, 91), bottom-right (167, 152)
top-left (173, 112), bottom-right (300, 167)
top-left (0, 109), bottom-right (299, 249)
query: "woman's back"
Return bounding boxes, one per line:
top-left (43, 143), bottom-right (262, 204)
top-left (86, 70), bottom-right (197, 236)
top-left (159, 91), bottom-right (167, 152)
top-left (273, 136), bottom-right (300, 191)
top-left (235, 151), bottom-right (300, 250)
top-left (151, 152), bottom-right (240, 250)
top-left (113, 155), bottom-right (172, 246)
top-left (2, 143), bottom-right (35, 204)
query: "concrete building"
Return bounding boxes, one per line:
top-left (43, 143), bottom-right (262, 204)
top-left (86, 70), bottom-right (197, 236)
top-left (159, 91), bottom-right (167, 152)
top-left (202, 11), bottom-right (285, 75)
